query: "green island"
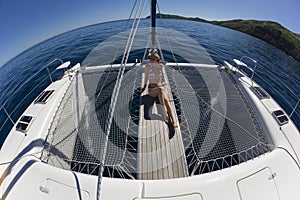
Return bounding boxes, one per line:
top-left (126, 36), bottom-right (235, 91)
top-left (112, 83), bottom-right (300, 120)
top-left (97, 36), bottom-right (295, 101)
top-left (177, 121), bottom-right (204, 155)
top-left (150, 14), bottom-right (300, 62)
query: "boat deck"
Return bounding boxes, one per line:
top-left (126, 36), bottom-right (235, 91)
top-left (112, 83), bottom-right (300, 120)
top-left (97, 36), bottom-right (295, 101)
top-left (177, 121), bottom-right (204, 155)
top-left (41, 63), bottom-right (272, 180)
top-left (138, 82), bottom-right (187, 179)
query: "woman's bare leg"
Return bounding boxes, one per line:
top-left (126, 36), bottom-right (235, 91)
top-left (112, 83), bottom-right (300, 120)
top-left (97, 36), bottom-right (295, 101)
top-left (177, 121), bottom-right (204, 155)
top-left (149, 87), bottom-right (178, 128)
top-left (149, 87), bottom-right (168, 121)
top-left (163, 94), bottom-right (178, 128)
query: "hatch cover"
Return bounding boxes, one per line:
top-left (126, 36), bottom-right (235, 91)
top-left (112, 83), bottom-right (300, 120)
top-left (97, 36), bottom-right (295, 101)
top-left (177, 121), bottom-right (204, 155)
top-left (40, 179), bottom-right (90, 200)
top-left (237, 167), bottom-right (279, 200)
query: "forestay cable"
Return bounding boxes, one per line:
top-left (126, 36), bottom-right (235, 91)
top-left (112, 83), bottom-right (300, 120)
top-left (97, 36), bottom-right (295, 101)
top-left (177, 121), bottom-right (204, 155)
top-left (96, 0), bottom-right (146, 199)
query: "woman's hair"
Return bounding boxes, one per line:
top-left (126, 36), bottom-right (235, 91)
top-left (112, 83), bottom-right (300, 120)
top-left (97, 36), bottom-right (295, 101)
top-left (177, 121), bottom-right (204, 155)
top-left (148, 53), bottom-right (160, 61)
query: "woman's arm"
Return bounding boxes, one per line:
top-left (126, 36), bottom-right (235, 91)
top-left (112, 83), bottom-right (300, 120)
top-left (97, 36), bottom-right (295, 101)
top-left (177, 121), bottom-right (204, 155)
top-left (141, 65), bottom-right (150, 90)
top-left (159, 64), bottom-right (165, 85)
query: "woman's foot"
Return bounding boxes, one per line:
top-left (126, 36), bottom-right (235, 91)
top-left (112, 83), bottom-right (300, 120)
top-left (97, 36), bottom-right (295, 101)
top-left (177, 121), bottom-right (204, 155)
top-left (172, 121), bottom-right (179, 128)
top-left (167, 116), bottom-right (179, 128)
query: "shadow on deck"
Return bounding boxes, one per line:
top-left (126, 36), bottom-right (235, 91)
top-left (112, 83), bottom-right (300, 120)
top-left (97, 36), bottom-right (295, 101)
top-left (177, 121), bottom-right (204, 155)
top-left (138, 87), bottom-right (187, 180)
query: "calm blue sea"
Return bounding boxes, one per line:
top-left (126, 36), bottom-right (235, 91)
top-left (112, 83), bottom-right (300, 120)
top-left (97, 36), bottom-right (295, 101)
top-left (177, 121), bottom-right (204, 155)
top-left (0, 19), bottom-right (300, 147)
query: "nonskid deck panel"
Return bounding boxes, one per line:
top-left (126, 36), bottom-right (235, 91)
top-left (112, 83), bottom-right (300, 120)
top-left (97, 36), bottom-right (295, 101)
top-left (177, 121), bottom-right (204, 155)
top-left (41, 64), bottom-right (272, 179)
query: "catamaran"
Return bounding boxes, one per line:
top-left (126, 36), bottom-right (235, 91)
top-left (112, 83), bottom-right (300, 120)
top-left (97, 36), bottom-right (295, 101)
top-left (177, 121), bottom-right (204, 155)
top-left (1, 0), bottom-right (299, 199)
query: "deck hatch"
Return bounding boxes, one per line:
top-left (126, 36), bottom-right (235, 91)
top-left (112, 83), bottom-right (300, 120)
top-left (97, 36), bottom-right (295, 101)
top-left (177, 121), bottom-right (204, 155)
top-left (34, 90), bottom-right (54, 104)
top-left (272, 110), bottom-right (289, 126)
top-left (250, 86), bottom-right (270, 99)
top-left (16, 115), bottom-right (33, 132)
top-left (237, 168), bottom-right (280, 200)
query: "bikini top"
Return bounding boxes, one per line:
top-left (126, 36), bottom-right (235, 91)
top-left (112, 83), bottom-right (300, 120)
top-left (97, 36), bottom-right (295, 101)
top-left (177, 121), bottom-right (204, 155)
top-left (148, 63), bottom-right (163, 80)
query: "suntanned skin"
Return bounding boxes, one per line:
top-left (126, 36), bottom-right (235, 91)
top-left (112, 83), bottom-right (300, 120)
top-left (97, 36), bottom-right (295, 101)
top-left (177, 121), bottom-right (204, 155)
top-left (141, 56), bottom-right (178, 128)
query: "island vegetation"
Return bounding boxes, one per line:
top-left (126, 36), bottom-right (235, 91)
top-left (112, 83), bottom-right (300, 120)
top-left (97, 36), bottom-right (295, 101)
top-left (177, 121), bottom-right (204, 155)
top-left (149, 14), bottom-right (300, 62)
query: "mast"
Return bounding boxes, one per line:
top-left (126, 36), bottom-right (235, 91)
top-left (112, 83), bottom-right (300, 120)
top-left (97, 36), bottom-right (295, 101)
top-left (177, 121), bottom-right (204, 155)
top-left (150, 0), bottom-right (157, 49)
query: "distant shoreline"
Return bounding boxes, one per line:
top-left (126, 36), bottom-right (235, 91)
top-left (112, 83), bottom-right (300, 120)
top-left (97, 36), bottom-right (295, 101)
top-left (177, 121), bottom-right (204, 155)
top-left (149, 14), bottom-right (300, 63)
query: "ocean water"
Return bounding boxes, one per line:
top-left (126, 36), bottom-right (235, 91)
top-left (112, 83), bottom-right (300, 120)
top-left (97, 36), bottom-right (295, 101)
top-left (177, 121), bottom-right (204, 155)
top-left (0, 19), bottom-right (299, 147)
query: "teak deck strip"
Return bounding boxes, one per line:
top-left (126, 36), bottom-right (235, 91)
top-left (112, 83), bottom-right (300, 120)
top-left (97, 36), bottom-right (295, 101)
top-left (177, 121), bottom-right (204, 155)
top-left (138, 68), bottom-right (187, 180)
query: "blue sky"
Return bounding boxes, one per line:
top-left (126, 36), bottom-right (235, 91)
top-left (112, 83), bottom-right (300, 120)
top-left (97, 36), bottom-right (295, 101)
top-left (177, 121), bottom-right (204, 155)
top-left (0, 0), bottom-right (299, 67)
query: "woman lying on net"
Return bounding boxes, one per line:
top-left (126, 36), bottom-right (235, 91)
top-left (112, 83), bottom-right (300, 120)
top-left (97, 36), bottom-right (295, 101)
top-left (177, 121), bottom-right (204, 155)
top-left (141, 52), bottom-right (178, 128)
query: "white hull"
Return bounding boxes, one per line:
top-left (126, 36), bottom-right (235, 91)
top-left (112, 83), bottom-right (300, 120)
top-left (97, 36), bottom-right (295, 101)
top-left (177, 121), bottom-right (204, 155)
top-left (1, 62), bottom-right (299, 200)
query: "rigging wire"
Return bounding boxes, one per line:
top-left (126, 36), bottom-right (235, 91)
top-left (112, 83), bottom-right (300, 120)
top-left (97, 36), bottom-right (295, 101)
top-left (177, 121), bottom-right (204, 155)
top-left (111, 0), bottom-right (139, 64)
top-left (141, 1), bottom-right (273, 176)
top-left (96, 1), bottom-right (146, 199)
top-left (2, 1), bottom-right (299, 199)
top-left (156, 3), bottom-right (178, 65)
top-left (154, 1), bottom-right (275, 145)
top-left (122, 0), bottom-right (146, 65)
top-left (139, 0), bottom-right (270, 153)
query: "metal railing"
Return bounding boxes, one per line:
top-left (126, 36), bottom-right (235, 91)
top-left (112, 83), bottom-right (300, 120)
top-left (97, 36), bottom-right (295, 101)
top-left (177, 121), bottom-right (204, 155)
top-left (0, 58), bottom-right (66, 147)
top-left (233, 56), bottom-right (300, 129)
